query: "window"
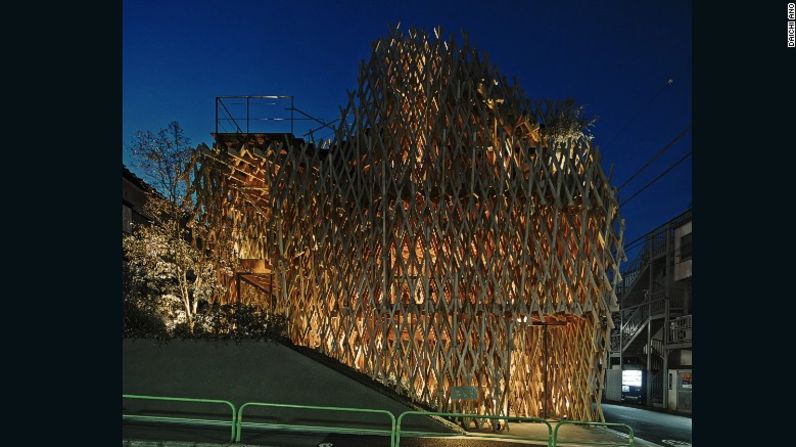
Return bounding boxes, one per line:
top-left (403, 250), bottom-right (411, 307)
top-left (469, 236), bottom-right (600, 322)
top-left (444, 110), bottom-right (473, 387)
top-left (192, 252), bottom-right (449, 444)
top-left (680, 232), bottom-right (692, 260)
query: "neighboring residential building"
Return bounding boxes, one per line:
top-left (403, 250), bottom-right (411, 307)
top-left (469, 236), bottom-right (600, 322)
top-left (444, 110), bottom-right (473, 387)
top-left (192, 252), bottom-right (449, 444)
top-left (122, 165), bottom-right (152, 234)
top-left (606, 208), bottom-right (692, 414)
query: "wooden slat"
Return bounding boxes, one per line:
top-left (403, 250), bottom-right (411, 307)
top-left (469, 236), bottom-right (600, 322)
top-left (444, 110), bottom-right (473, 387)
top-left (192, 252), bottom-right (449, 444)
top-left (192, 26), bottom-right (623, 423)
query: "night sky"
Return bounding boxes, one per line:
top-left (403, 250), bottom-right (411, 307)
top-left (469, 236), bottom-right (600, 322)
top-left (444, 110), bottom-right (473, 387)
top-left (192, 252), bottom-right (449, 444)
top-left (123, 0), bottom-right (692, 258)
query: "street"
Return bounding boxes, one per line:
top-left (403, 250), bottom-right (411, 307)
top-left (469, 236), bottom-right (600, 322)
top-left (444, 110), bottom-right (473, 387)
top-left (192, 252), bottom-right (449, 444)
top-left (123, 424), bottom-right (537, 447)
top-left (602, 404), bottom-right (692, 446)
top-left (124, 407), bottom-right (685, 447)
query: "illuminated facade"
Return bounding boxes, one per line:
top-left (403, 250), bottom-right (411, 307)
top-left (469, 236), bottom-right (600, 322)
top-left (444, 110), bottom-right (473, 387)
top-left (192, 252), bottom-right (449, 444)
top-left (193, 27), bottom-right (624, 422)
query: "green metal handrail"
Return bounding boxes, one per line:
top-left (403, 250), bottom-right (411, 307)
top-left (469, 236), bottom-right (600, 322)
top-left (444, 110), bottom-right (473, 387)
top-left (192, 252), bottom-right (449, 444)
top-left (122, 394), bottom-right (237, 442)
top-left (553, 420), bottom-right (635, 447)
top-left (236, 401), bottom-right (396, 446)
top-left (121, 394), bottom-right (640, 447)
top-left (396, 411), bottom-right (554, 447)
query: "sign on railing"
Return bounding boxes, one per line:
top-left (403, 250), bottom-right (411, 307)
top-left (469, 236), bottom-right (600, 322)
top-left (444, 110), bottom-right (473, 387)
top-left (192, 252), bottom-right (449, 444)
top-left (450, 386), bottom-right (478, 401)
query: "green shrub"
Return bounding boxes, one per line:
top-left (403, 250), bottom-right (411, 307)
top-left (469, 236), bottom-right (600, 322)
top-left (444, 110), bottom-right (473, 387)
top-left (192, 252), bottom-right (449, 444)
top-left (123, 297), bottom-right (169, 339)
top-left (123, 299), bottom-right (287, 342)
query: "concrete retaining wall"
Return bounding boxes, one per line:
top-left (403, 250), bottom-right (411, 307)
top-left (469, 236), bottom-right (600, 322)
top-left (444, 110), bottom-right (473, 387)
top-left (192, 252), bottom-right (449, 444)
top-left (123, 339), bottom-right (447, 434)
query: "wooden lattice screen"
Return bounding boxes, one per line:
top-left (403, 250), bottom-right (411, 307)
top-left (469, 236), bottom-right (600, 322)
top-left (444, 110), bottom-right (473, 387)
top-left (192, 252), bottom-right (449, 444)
top-left (192, 27), bottom-right (625, 422)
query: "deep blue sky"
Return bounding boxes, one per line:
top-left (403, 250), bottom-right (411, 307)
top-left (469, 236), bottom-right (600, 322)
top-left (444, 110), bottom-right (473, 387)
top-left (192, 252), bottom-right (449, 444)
top-left (123, 0), bottom-right (692, 256)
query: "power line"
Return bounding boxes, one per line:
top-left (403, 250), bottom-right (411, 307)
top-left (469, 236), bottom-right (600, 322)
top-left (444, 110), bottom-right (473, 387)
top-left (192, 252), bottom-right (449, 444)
top-left (617, 124), bottom-right (692, 191)
top-left (619, 207), bottom-right (693, 251)
top-left (611, 227), bottom-right (653, 259)
top-left (620, 150), bottom-right (692, 207)
top-left (622, 234), bottom-right (650, 251)
top-left (619, 207), bottom-right (693, 261)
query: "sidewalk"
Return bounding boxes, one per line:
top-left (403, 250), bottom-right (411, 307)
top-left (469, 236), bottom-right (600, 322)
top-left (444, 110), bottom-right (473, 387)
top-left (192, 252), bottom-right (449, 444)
top-left (495, 421), bottom-right (661, 447)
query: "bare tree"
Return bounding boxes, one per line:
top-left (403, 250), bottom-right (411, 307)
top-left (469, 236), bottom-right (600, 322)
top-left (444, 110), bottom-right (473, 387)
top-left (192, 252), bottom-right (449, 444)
top-left (123, 122), bottom-right (235, 332)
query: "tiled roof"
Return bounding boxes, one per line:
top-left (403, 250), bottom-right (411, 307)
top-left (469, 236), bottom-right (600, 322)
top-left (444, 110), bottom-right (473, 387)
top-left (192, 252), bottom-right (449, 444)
top-left (122, 164), bottom-right (155, 193)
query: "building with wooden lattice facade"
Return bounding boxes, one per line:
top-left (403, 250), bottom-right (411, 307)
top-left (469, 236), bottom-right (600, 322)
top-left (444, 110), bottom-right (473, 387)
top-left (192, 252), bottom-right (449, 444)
top-left (192, 27), bottom-right (625, 422)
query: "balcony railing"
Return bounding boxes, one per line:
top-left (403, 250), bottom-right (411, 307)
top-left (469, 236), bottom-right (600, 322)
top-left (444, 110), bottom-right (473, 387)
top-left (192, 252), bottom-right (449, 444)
top-left (614, 296), bottom-right (667, 353)
top-left (214, 96), bottom-right (338, 143)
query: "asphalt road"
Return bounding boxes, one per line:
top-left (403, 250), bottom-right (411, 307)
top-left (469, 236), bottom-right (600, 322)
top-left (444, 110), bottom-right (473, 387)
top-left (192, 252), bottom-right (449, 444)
top-left (602, 404), bottom-right (692, 446)
top-left (123, 423), bottom-right (538, 447)
top-left (124, 404), bottom-right (693, 447)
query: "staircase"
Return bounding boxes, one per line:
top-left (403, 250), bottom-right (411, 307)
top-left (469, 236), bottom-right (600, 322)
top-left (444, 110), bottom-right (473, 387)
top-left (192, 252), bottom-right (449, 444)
top-left (614, 250), bottom-right (647, 301)
top-left (610, 228), bottom-right (672, 407)
top-left (612, 220), bottom-right (674, 352)
top-left (609, 209), bottom-right (693, 408)
top-left (623, 308), bottom-right (664, 352)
